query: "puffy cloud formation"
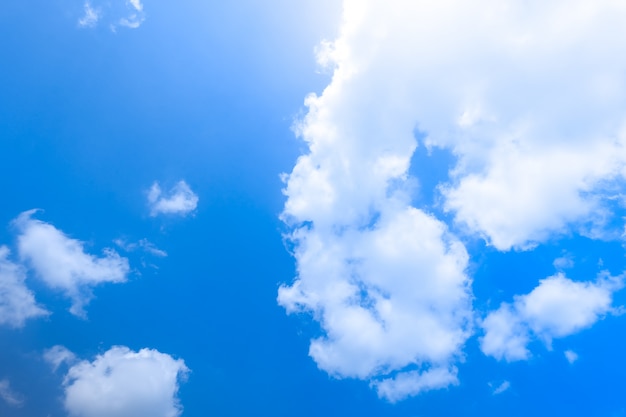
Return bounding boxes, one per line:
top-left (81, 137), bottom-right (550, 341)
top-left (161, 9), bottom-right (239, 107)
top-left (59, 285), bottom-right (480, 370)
top-left (0, 379), bottom-right (24, 407)
top-left (279, 209), bottom-right (472, 401)
top-left (0, 246), bottom-right (48, 328)
top-left (148, 181), bottom-right (199, 217)
top-left (480, 273), bottom-right (622, 361)
top-left (279, 0), bottom-right (484, 401)
top-left (14, 210), bottom-right (130, 317)
top-left (281, 0), bottom-right (626, 399)
top-left (298, 0), bottom-right (626, 251)
top-left (63, 346), bottom-right (188, 417)
top-left (78, 1), bottom-right (100, 28)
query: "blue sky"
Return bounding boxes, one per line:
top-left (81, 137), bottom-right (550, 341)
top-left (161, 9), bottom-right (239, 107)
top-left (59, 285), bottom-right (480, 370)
top-left (2, 1), bottom-right (626, 416)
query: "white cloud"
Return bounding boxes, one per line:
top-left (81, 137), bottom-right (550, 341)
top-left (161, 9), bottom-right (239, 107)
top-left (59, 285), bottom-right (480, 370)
top-left (281, 0), bottom-right (626, 400)
top-left (114, 238), bottom-right (167, 257)
top-left (290, 0), bottom-right (626, 251)
top-left (442, 140), bottom-right (625, 250)
top-left (481, 272), bottom-right (621, 361)
top-left (279, 208), bottom-right (472, 401)
top-left (117, 0), bottom-right (145, 29)
top-left (491, 380), bottom-right (511, 395)
top-left (279, 0), bottom-right (473, 400)
top-left (128, 0), bottom-right (143, 12)
top-left (564, 349), bottom-right (579, 364)
top-left (148, 181), bottom-right (199, 217)
top-left (0, 379), bottom-right (24, 407)
top-left (0, 246), bottom-right (48, 328)
top-left (553, 254), bottom-right (575, 270)
top-left (44, 345), bottom-right (78, 372)
top-left (372, 367), bottom-right (459, 403)
top-left (118, 15), bottom-right (144, 29)
top-left (78, 1), bottom-right (100, 28)
top-left (14, 210), bottom-right (130, 317)
top-left (479, 303), bottom-right (530, 362)
top-left (78, 0), bottom-right (146, 31)
top-left (63, 346), bottom-right (188, 417)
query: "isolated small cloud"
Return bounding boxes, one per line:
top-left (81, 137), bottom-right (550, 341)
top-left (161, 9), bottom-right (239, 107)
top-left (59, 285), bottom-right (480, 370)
top-left (148, 181), bottom-right (199, 217)
top-left (491, 380), bottom-right (511, 395)
top-left (14, 210), bottom-right (130, 317)
top-left (78, 1), bottom-right (100, 28)
top-left (118, 15), bottom-right (144, 29)
top-left (63, 346), bottom-right (188, 417)
top-left (0, 379), bottom-right (24, 407)
top-left (481, 272), bottom-right (621, 361)
top-left (114, 238), bottom-right (167, 257)
top-left (372, 368), bottom-right (459, 403)
top-left (564, 350), bottom-right (579, 364)
top-left (44, 345), bottom-right (78, 372)
top-left (553, 255), bottom-right (575, 270)
top-left (0, 246), bottom-right (48, 328)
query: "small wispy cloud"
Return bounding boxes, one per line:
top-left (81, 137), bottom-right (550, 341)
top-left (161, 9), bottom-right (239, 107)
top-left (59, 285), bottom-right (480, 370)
top-left (0, 379), bottom-right (24, 407)
top-left (78, 1), bottom-right (100, 28)
top-left (564, 350), bottom-right (579, 364)
top-left (44, 345), bottom-right (78, 372)
top-left (116, 0), bottom-right (145, 30)
top-left (148, 181), bottom-right (199, 217)
top-left (114, 238), bottom-right (167, 257)
top-left (491, 380), bottom-right (511, 395)
top-left (77, 0), bottom-right (146, 31)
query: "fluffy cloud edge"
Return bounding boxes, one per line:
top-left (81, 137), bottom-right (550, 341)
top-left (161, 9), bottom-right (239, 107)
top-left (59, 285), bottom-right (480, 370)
top-left (480, 272), bottom-right (622, 361)
top-left (14, 210), bottom-right (130, 317)
top-left (62, 346), bottom-right (188, 417)
top-left (0, 245), bottom-right (49, 328)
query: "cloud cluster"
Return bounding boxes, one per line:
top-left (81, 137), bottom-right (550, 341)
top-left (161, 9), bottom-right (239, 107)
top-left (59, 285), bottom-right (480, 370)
top-left (148, 181), bottom-right (199, 217)
top-left (15, 210), bottom-right (129, 317)
top-left (480, 272), bottom-right (622, 361)
top-left (62, 346), bottom-right (188, 417)
top-left (280, 0), bottom-right (626, 400)
top-left (0, 246), bottom-right (48, 328)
